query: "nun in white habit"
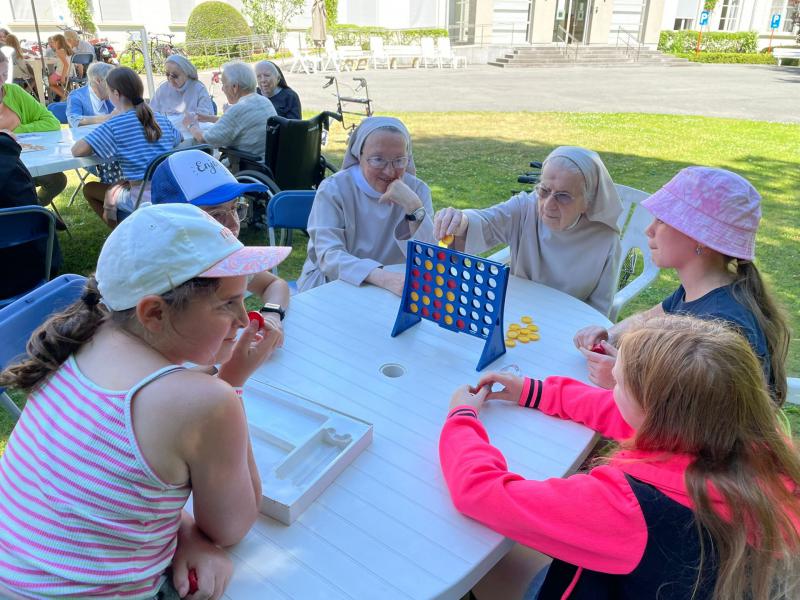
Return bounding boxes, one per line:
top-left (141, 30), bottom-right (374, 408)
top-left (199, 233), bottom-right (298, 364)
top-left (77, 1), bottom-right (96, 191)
top-left (149, 55), bottom-right (214, 118)
top-left (297, 117), bottom-right (435, 295)
top-left (434, 146), bottom-right (623, 316)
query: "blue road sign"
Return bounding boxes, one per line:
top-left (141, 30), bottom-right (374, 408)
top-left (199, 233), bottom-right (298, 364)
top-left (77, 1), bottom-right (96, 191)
top-left (699, 10), bottom-right (710, 26)
top-left (770, 13), bottom-right (781, 29)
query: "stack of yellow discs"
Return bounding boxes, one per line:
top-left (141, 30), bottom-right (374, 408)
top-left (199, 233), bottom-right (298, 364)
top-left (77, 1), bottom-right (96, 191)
top-left (505, 315), bottom-right (540, 346)
top-left (438, 234), bottom-right (455, 248)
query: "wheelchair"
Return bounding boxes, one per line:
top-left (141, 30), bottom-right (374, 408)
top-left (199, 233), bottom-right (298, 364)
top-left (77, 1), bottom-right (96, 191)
top-left (221, 111), bottom-right (342, 236)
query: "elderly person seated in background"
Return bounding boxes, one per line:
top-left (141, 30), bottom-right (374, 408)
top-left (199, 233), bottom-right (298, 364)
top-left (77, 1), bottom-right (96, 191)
top-left (66, 62), bottom-right (115, 128)
top-left (2, 34), bottom-right (34, 93)
top-left (63, 29), bottom-right (94, 77)
top-left (0, 52), bottom-right (67, 211)
top-left (150, 55), bottom-right (214, 121)
top-left (184, 61), bottom-right (275, 159)
top-left (298, 116), bottom-right (435, 295)
top-left (434, 146), bottom-right (622, 315)
top-left (255, 60), bottom-right (301, 119)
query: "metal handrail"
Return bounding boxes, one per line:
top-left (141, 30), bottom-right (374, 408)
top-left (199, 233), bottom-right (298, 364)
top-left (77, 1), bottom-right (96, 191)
top-left (555, 25), bottom-right (579, 61)
top-left (614, 26), bottom-right (643, 61)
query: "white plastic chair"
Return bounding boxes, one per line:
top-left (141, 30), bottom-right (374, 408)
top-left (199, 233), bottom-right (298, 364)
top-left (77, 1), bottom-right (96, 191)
top-left (369, 36), bottom-right (390, 69)
top-left (788, 378), bottom-right (800, 405)
top-left (322, 35), bottom-right (345, 72)
top-left (609, 184), bottom-right (659, 321)
top-left (286, 36), bottom-right (318, 74)
top-left (419, 37), bottom-right (439, 68)
top-left (437, 37), bottom-right (466, 68)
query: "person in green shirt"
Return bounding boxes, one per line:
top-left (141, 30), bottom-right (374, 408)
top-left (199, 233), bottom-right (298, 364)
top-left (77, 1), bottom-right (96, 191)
top-left (0, 51), bottom-right (67, 208)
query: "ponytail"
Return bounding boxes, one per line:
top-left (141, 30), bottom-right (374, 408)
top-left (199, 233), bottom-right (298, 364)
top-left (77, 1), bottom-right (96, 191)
top-left (730, 260), bottom-right (790, 405)
top-left (135, 101), bottom-right (162, 143)
top-left (0, 278), bottom-right (107, 392)
top-left (106, 67), bottom-right (163, 143)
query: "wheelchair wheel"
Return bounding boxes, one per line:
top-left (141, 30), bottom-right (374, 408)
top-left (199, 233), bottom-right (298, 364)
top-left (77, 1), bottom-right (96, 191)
top-left (236, 171), bottom-right (280, 231)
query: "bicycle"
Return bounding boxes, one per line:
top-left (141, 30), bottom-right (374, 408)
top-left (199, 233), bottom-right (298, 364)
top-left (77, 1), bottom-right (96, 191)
top-left (120, 31), bottom-right (186, 74)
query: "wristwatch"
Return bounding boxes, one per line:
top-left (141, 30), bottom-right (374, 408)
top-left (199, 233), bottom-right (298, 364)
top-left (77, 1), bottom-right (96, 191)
top-left (405, 206), bottom-right (426, 222)
top-left (260, 303), bottom-right (285, 321)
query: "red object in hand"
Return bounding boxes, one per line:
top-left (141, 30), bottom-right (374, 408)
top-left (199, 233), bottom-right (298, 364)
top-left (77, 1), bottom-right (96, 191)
top-left (247, 311), bottom-right (265, 330)
top-left (188, 568), bottom-right (198, 594)
top-left (590, 343), bottom-right (607, 355)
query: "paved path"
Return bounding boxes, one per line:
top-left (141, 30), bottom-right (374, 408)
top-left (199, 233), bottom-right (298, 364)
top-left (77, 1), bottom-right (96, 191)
top-left (183, 62), bottom-right (800, 123)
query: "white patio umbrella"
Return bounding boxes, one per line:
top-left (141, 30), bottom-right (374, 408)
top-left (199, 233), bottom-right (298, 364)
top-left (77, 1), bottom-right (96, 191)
top-left (311, 0), bottom-right (327, 47)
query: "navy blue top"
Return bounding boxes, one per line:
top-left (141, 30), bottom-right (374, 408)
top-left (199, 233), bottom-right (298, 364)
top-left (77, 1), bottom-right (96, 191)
top-left (662, 284), bottom-right (773, 394)
top-left (258, 87), bottom-right (301, 120)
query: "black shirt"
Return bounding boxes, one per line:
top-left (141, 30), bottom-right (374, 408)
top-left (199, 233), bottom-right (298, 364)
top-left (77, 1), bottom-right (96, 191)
top-left (257, 87), bottom-right (302, 120)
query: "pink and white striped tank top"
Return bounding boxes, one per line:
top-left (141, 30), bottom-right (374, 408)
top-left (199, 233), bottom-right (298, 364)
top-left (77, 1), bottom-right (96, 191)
top-left (0, 356), bottom-right (191, 599)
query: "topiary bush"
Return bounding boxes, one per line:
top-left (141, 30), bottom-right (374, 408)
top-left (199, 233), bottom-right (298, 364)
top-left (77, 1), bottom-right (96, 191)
top-left (658, 30), bottom-right (758, 53)
top-left (673, 51), bottom-right (777, 63)
top-left (325, 24), bottom-right (449, 49)
top-left (185, 1), bottom-right (252, 55)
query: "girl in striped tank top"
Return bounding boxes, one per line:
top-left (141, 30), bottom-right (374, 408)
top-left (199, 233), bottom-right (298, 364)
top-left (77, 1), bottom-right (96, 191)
top-left (0, 204), bottom-right (291, 599)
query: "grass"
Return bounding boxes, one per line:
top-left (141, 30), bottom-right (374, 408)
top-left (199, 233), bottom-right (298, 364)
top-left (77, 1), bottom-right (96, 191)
top-left (1, 111), bottom-right (799, 451)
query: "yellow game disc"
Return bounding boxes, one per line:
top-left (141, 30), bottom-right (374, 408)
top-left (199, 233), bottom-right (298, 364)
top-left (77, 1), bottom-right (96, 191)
top-left (521, 316), bottom-right (533, 324)
top-left (509, 323), bottom-right (521, 330)
top-left (435, 275), bottom-right (444, 286)
top-left (446, 291), bottom-right (455, 302)
top-left (434, 288), bottom-right (443, 298)
top-left (527, 324), bottom-right (539, 332)
top-left (438, 234), bottom-right (454, 248)
top-left (505, 339), bottom-right (517, 347)
top-left (422, 296), bottom-right (430, 305)
top-left (436, 264), bottom-right (445, 274)
top-left (517, 335), bottom-right (530, 343)
top-left (444, 315), bottom-right (453, 325)
top-left (410, 303), bottom-right (418, 313)
top-left (507, 330), bottom-right (519, 339)
top-left (410, 291), bottom-right (419, 302)
top-left (445, 303), bottom-right (454, 313)
top-left (530, 333), bottom-right (541, 341)
top-left (424, 260), bottom-right (433, 271)
top-left (463, 258), bottom-right (472, 268)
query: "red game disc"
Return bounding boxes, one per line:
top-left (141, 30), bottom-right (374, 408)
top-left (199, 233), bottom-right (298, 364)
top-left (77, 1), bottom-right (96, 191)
top-left (411, 280), bottom-right (420, 290)
top-left (590, 343), bottom-right (606, 355)
top-left (423, 284), bottom-right (431, 294)
top-left (247, 311), bottom-right (265, 330)
top-left (437, 251), bottom-right (446, 261)
top-left (433, 312), bottom-right (441, 321)
top-left (456, 319), bottom-right (465, 329)
top-left (422, 307), bottom-right (430, 317)
top-left (433, 299), bottom-right (442, 309)
top-left (423, 272), bottom-right (432, 282)
top-left (447, 280), bottom-right (456, 289)
top-left (188, 569), bottom-right (198, 594)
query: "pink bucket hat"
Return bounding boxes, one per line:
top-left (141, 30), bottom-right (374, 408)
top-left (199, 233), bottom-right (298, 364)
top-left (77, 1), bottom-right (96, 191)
top-left (641, 167), bottom-right (761, 261)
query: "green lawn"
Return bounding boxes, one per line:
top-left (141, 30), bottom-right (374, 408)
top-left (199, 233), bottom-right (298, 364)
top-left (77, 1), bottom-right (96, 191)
top-left (1, 111), bottom-right (798, 452)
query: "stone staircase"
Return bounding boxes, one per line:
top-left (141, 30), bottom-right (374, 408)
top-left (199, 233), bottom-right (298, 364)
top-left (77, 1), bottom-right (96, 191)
top-left (488, 45), bottom-right (692, 68)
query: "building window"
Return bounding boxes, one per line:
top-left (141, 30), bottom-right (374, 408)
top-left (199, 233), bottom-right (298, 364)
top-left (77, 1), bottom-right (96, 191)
top-left (717, 0), bottom-right (740, 30)
top-left (769, 0), bottom-right (800, 32)
top-left (97, 0), bottom-right (132, 22)
top-left (674, 18), bottom-right (694, 29)
top-left (9, 0), bottom-right (55, 20)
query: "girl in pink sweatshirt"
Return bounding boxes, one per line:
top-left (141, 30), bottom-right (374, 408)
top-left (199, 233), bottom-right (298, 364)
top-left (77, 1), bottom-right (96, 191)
top-left (440, 314), bottom-right (800, 600)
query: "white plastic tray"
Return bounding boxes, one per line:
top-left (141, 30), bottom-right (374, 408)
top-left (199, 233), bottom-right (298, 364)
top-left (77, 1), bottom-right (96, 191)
top-left (242, 380), bottom-right (373, 525)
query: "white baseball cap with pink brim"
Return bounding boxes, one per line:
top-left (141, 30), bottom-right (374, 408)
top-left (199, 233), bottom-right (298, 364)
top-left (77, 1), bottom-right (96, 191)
top-left (96, 203), bottom-right (290, 311)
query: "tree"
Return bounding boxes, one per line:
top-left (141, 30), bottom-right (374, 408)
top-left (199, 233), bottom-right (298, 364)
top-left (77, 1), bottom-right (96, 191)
top-left (185, 2), bottom-right (251, 55)
top-left (66, 0), bottom-right (96, 34)
top-left (325, 0), bottom-right (338, 27)
top-left (241, 0), bottom-right (304, 50)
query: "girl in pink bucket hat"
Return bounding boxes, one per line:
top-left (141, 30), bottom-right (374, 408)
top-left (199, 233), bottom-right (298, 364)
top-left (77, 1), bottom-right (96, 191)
top-left (575, 167), bottom-right (790, 405)
top-left (0, 204), bottom-right (291, 599)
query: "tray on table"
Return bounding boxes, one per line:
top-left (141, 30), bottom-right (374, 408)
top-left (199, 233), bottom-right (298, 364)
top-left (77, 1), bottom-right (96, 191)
top-left (242, 380), bottom-right (373, 525)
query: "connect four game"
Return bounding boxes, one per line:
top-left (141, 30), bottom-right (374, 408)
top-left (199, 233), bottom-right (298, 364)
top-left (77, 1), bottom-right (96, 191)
top-left (391, 241), bottom-right (510, 371)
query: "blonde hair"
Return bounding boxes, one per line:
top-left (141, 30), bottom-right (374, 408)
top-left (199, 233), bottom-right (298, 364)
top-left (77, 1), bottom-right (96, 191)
top-left (617, 315), bottom-right (800, 599)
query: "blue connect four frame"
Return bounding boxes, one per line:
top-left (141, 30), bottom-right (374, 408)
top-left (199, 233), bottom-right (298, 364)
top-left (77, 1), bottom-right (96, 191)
top-left (391, 241), bottom-right (510, 371)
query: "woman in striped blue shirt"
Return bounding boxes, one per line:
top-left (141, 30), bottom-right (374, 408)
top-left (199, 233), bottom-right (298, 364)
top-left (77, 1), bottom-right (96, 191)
top-left (72, 67), bottom-right (182, 228)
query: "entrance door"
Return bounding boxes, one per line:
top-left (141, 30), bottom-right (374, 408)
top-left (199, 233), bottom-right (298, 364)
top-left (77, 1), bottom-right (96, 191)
top-left (553, 0), bottom-right (590, 43)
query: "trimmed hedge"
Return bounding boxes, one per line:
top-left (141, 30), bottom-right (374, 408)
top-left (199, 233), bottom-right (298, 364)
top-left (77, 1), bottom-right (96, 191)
top-left (186, 2), bottom-right (251, 54)
top-left (673, 51), bottom-right (777, 63)
top-left (122, 51), bottom-right (292, 71)
top-left (326, 24), bottom-right (449, 49)
top-left (658, 30), bottom-right (758, 53)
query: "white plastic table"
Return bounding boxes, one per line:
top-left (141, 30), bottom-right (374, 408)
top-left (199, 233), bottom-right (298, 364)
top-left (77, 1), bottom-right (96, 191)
top-left (220, 274), bottom-right (610, 600)
top-left (18, 126), bottom-right (105, 178)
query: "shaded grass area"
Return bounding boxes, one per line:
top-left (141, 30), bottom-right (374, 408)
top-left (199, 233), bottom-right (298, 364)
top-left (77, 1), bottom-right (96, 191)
top-left (2, 112), bottom-right (798, 452)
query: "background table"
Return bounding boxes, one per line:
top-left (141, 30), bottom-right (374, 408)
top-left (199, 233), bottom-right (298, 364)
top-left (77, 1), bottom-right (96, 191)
top-left (217, 274), bottom-right (611, 600)
top-left (18, 126), bottom-right (105, 177)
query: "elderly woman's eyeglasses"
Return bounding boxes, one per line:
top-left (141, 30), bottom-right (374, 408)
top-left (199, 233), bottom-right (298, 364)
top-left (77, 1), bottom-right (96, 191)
top-left (165, 71), bottom-right (181, 80)
top-left (365, 156), bottom-right (409, 170)
top-left (535, 184), bottom-right (576, 205)
top-left (208, 199), bottom-right (249, 222)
